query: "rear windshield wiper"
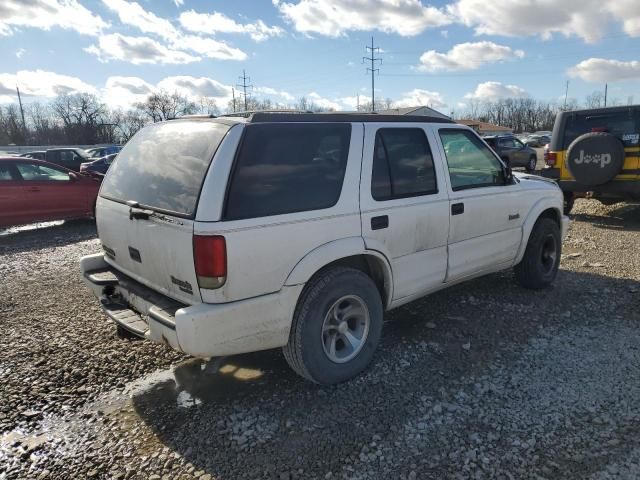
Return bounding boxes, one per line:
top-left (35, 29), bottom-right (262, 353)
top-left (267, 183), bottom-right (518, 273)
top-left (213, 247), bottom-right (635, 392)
top-left (126, 200), bottom-right (154, 220)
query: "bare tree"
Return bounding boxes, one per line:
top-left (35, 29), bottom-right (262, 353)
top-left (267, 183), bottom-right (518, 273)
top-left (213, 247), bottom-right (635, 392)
top-left (51, 93), bottom-right (109, 144)
top-left (135, 91), bottom-right (198, 122)
top-left (585, 91), bottom-right (605, 108)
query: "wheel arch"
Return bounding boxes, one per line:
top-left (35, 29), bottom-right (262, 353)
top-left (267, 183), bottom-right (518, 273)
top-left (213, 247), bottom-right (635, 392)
top-left (284, 237), bottom-right (393, 309)
top-left (514, 197), bottom-right (562, 265)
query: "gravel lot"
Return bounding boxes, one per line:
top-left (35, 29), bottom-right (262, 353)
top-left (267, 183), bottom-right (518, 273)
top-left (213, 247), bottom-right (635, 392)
top-left (1, 199), bottom-right (640, 480)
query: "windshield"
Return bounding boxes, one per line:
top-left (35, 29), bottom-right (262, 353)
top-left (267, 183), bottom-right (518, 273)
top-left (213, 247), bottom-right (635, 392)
top-left (100, 120), bottom-right (229, 217)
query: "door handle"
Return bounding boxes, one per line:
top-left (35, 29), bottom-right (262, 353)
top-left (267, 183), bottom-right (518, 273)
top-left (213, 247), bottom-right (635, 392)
top-left (451, 203), bottom-right (464, 215)
top-left (371, 215), bottom-right (389, 230)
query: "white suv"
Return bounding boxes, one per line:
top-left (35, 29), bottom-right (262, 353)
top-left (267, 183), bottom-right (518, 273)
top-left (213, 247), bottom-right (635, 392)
top-left (81, 113), bottom-right (569, 384)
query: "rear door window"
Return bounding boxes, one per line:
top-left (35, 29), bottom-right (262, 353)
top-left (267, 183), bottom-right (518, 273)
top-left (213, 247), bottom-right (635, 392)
top-left (563, 111), bottom-right (639, 148)
top-left (371, 128), bottom-right (437, 200)
top-left (100, 120), bottom-right (230, 217)
top-left (0, 163), bottom-right (17, 181)
top-left (224, 123), bottom-right (351, 220)
top-left (16, 162), bottom-right (70, 181)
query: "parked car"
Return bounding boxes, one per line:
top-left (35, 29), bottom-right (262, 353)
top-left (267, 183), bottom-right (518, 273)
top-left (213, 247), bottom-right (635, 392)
top-left (80, 113), bottom-right (569, 385)
top-left (44, 148), bottom-right (92, 172)
top-left (80, 153), bottom-right (117, 177)
top-left (483, 135), bottom-right (538, 172)
top-left (86, 145), bottom-right (121, 159)
top-left (0, 157), bottom-right (100, 228)
top-left (525, 135), bottom-right (551, 147)
top-left (542, 104), bottom-right (640, 214)
top-left (20, 151), bottom-right (46, 160)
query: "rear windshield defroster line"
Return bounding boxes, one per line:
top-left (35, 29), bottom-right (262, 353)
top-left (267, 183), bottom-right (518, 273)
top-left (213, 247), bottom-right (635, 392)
top-left (100, 120), bottom-right (230, 218)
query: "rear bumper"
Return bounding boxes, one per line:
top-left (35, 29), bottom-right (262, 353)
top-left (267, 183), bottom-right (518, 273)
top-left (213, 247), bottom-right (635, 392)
top-left (80, 253), bottom-right (303, 357)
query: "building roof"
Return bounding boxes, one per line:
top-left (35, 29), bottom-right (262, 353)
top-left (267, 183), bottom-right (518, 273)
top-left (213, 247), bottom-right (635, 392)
top-left (456, 119), bottom-right (512, 132)
top-left (378, 105), bottom-right (450, 119)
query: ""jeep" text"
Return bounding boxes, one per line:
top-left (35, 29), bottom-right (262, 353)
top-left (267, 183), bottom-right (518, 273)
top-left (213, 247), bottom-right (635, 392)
top-left (573, 150), bottom-right (611, 168)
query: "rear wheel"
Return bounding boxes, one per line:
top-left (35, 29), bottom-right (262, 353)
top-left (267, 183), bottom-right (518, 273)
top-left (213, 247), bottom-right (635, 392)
top-left (515, 217), bottom-right (561, 289)
top-left (283, 267), bottom-right (383, 384)
top-left (526, 155), bottom-right (537, 173)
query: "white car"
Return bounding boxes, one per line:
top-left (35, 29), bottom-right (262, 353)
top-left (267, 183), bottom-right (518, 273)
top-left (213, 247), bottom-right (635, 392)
top-left (80, 113), bottom-right (569, 384)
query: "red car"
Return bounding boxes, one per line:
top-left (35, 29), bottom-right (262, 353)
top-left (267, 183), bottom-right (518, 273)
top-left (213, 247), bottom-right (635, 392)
top-left (0, 157), bottom-right (101, 228)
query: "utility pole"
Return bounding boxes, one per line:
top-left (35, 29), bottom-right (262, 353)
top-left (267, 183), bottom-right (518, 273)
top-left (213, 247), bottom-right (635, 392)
top-left (563, 80), bottom-right (569, 110)
top-left (363, 37), bottom-right (381, 112)
top-left (356, 94), bottom-right (360, 112)
top-left (232, 87), bottom-right (236, 113)
top-left (16, 85), bottom-right (27, 139)
top-left (236, 70), bottom-right (252, 112)
top-left (604, 83), bottom-right (608, 107)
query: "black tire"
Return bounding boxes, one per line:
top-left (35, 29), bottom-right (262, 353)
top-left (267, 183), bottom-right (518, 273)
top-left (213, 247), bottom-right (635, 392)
top-left (563, 192), bottom-right (575, 215)
top-left (283, 267), bottom-right (383, 384)
top-left (526, 155), bottom-right (537, 173)
top-left (515, 217), bottom-right (561, 290)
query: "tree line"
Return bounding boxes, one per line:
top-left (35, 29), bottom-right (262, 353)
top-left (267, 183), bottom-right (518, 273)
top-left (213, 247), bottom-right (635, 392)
top-left (0, 89), bottom-right (624, 146)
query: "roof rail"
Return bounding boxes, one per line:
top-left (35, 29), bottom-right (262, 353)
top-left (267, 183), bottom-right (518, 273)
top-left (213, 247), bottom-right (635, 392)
top-left (219, 109), bottom-right (313, 118)
top-left (247, 112), bottom-right (454, 124)
top-left (167, 114), bottom-right (217, 120)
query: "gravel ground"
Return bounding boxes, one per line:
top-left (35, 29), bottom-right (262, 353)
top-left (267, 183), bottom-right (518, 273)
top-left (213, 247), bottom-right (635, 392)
top-left (1, 199), bottom-right (640, 479)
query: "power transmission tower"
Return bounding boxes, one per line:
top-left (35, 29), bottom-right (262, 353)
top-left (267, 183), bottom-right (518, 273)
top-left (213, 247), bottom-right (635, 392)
top-left (363, 37), bottom-right (381, 112)
top-left (563, 80), bottom-right (569, 110)
top-left (604, 83), bottom-right (608, 107)
top-left (236, 70), bottom-right (253, 111)
top-left (16, 85), bottom-right (27, 139)
top-left (232, 87), bottom-right (236, 112)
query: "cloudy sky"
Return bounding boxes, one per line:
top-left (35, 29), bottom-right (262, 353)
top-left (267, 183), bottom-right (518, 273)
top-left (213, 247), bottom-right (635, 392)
top-left (1, 0), bottom-right (639, 113)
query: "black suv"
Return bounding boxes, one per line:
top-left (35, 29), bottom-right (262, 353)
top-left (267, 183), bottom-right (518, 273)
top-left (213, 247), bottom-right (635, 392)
top-left (483, 135), bottom-right (538, 172)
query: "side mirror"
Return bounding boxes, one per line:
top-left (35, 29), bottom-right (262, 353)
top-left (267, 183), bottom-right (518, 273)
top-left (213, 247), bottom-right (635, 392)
top-left (504, 166), bottom-right (514, 184)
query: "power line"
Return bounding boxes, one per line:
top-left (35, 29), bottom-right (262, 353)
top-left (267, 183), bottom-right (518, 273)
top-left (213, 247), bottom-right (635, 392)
top-left (236, 69), bottom-right (253, 111)
top-left (363, 36), bottom-right (381, 112)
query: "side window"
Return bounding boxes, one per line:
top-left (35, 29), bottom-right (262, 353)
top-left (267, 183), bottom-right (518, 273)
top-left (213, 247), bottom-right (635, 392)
top-left (224, 123), bottom-right (351, 220)
top-left (564, 111), bottom-right (639, 148)
top-left (0, 163), bottom-right (16, 181)
top-left (16, 163), bottom-right (70, 182)
top-left (371, 128), bottom-right (437, 201)
top-left (439, 129), bottom-right (506, 191)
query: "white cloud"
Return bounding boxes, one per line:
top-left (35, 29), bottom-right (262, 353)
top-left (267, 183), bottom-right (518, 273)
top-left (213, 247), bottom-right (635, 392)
top-left (104, 75), bottom-right (233, 109)
top-left (157, 76), bottom-right (232, 99)
top-left (395, 89), bottom-right (447, 109)
top-left (448, 0), bottom-right (640, 43)
top-left (255, 86), bottom-right (294, 101)
top-left (85, 33), bottom-right (200, 64)
top-left (339, 95), bottom-right (371, 110)
top-left (418, 41), bottom-right (524, 72)
top-left (93, 1), bottom-right (247, 63)
top-left (177, 35), bottom-right (247, 61)
top-left (15, 49), bottom-right (25, 59)
top-left (179, 10), bottom-right (284, 41)
top-left (0, 0), bottom-right (108, 37)
top-left (307, 92), bottom-right (342, 110)
top-left (464, 81), bottom-right (528, 101)
top-left (173, 0), bottom-right (184, 6)
top-left (0, 70), bottom-right (97, 103)
top-left (274, 0), bottom-right (451, 37)
top-left (569, 58), bottom-right (640, 83)
top-left (101, 0), bottom-right (178, 39)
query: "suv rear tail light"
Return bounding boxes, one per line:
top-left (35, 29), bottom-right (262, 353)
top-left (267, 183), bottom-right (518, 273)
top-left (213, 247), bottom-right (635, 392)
top-left (545, 150), bottom-right (557, 167)
top-left (193, 235), bottom-right (226, 289)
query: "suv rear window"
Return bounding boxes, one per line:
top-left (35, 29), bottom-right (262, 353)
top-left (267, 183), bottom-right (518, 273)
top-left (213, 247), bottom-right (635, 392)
top-left (563, 111), bottom-right (639, 148)
top-left (224, 123), bottom-right (351, 220)
top-left (100, 120), bottom-right (229, 217)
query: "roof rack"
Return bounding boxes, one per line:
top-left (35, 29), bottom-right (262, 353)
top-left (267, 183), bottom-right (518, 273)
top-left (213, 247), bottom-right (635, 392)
top-left (219, 109), bottom-right (313, 118)
top-left (167, 114), bottom-right (217, 120)
top-left (247, 112), bottom-right (454, 124)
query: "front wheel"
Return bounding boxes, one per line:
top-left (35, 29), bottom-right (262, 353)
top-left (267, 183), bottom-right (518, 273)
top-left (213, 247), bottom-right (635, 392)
top-left (283, 267), bottom-right (383, 384)
top-left (526, 156), bottom-right (537, 173)
top-left (514, 217), bottom-right (561, 290)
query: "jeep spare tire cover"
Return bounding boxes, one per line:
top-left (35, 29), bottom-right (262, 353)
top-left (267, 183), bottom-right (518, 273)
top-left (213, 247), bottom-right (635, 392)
top-left (566, 132), bottom-right (625, 186)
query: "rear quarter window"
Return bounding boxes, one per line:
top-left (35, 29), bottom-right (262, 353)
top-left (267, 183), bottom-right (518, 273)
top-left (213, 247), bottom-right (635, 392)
top-left (224, 123), bottom-right (351, 220)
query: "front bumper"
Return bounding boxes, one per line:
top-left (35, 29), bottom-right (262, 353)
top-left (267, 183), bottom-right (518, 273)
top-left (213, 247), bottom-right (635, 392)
top-left (80, 253), bottom-right (303, 357)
